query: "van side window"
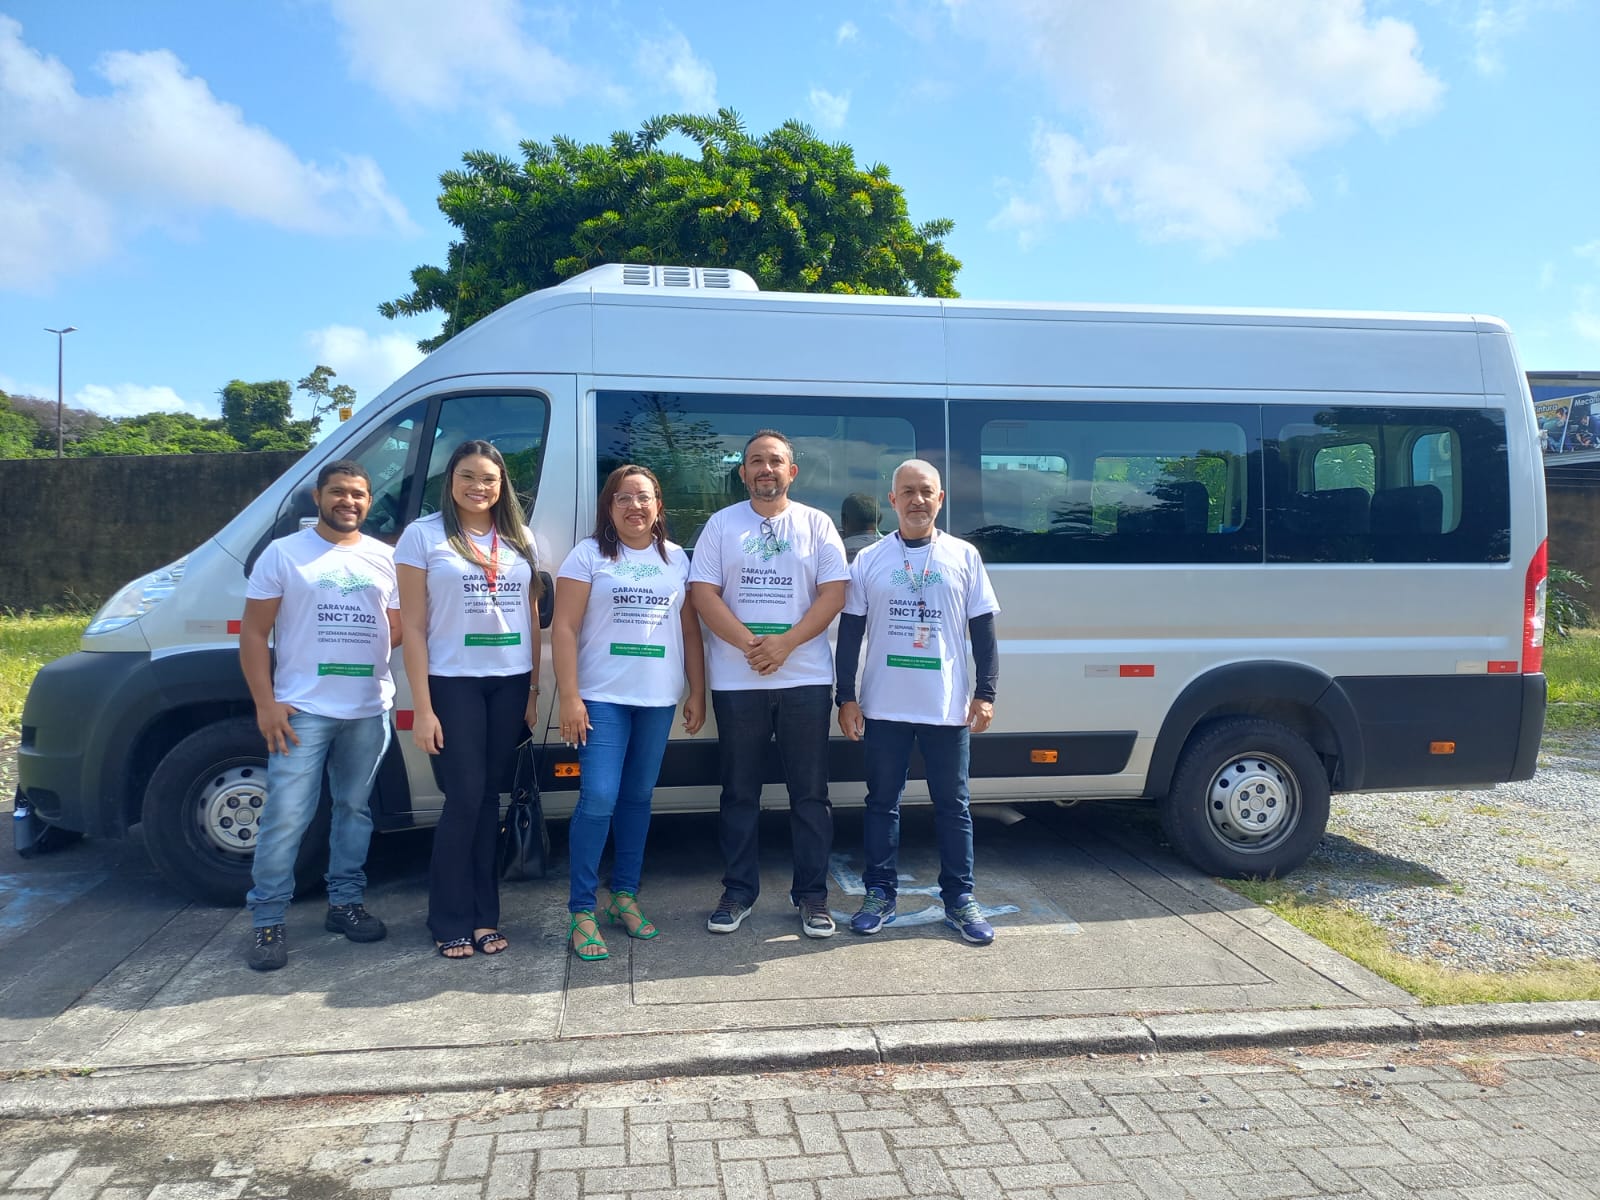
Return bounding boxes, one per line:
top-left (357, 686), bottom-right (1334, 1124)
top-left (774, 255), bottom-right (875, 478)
top-left (418, 393), bottom-right (551, 521)
top-left (1266, 408), bottom-right (1506, 563)
top-left (596, 392), bottom-right (935, 550)
top-left (949, 402), bottom-right (1261, 564)
top-left (266, 400), bottom-right (428, 546)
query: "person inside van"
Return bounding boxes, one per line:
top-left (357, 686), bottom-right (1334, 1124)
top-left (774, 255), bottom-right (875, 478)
top-left (840, 491), bottom-right (883, 562)
top-left (552, 464), bottom-right (706, 962)
top-left (396, 440), bottom-right (542, 959)
top-left (690, 429), bottom-right (850, 938)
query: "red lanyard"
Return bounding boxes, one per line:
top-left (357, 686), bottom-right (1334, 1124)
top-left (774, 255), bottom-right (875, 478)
top-left (472, 527), bottom-right (500, 592)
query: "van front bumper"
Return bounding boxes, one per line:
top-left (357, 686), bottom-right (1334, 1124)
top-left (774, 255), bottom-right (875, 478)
top-left (19, 650), bottom-right (158, 837)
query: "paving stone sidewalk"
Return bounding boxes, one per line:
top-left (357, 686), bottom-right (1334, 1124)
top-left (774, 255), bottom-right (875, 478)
top-left (2, 1035), bottom-right (1597, 1199)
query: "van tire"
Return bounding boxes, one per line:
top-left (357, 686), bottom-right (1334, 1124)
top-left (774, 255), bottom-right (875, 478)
top-left (142, 718), bottom-right (330, 907)
top-left (1161, 717), bottom-right (1329, 878)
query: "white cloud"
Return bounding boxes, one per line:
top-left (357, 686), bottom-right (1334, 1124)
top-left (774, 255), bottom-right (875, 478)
top-left (638, 30), bottom-right (718, 113)
top-left (304, 325), bottom-right (426, 413)
top-left (1467, 1), bottom-right (1537, 76)
top-left (0, 16), bottom-right (413, 289)
top-left (964, 0), bottom-right (1444, 252)
top-left (328, 0), bottom-right (592, 110)
top-left (837, 21), bottom-right (860, 43)
top-left (808, 87), bottom-right (851, 130)
top-left (1575, 240), bottom-right (1600, 266)
top-left (74, 383), bottom-right (202, 418)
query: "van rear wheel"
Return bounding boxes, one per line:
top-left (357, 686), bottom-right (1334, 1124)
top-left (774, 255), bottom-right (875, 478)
top-left (142, 718), bottom-right (330, 906)
top-left (1161, 717), bottom-right (1329, 878)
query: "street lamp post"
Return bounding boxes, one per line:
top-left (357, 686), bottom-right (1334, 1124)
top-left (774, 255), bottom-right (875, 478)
top-left (44, 326), bottom-right (78, 459)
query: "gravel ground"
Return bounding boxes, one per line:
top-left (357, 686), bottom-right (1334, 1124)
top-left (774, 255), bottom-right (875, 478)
top-left (1300, 727), bottom-right (1600, 973)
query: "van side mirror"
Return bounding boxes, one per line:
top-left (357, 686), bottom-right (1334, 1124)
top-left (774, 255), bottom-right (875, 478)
top-left (538, 571), bottom-right (554, 629)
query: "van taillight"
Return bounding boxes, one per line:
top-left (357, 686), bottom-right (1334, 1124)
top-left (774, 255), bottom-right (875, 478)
top-left (1524, 540), bottom-right (1548, 674)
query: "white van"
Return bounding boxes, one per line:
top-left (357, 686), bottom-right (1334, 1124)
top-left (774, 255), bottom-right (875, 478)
top-left (18, 264), bottom-right (1548, 902)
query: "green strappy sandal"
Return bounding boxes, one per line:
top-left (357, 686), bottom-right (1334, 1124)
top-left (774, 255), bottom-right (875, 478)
top-left (569, 911), bottom-right (608, 961)
top-left (605, 890), bottom-right (660, 940)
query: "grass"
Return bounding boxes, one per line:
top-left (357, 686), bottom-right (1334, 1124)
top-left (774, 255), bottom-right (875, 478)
top-left (0, 611), bottom-right (90, 729)
top-left (1230, 878), bottom-right (1600, 1004)
top-left (1544, 628), bottom-right (1600, 731)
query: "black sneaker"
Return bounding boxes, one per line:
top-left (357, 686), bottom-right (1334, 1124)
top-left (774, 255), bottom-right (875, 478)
top-left (248, 923), bottom-right (287, 971)
top-left (706, 893), bottom-right (753, 934)
top-left (325, 902), bottom-right (388, 943)
top-left (796, 897), bottom-right (836, 939)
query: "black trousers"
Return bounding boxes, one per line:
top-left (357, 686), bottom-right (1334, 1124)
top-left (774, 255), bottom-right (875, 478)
top-left (426, 671), bottom-right (530, 941)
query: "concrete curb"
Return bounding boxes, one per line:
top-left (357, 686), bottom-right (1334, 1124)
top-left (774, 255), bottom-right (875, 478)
top-left (3, 1001), bottom-right (1596, 1119)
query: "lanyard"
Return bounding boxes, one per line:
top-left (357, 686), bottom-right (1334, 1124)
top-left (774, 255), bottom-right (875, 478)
top-left (898, 533), bottom-right (934, 618)
top-left (471, 526), bottom-right (500, 593)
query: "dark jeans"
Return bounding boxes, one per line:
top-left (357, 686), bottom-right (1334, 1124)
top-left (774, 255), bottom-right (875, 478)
top-left (712, 685), bottom-right (833, 906)
top-left (862, 718), bottom-right (975, 907)
top-left (426, 672), bottom-right (530, 942)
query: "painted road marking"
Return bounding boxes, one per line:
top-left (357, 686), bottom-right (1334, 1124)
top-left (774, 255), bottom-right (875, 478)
top-left (828, 851), bottom-right (1081, 932)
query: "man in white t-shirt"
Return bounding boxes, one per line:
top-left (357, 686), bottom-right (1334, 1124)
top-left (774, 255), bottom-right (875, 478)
top-left (690, 430), bottom-right (849, 938)
top-left (835, 459), bottom-right (1002, 945)
top-left (239, 460), bottom-right (401, 971)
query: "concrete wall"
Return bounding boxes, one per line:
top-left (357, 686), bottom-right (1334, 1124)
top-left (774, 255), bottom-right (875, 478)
top-left (1547, 480), bottom-right (1600, 589)
top-left (0, 451), bottom-right (304, 611)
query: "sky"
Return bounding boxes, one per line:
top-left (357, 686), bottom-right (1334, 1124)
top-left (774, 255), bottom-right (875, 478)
top-left (2, 0), bottom-right (1598, 428)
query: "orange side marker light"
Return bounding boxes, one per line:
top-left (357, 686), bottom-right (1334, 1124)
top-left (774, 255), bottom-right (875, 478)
top-left (1030, 749), bottom-right (1059, 764)
top-left (554, 762), bottom-right (581, 778)
top-left (1429, 741), bottom-right (1456, 755)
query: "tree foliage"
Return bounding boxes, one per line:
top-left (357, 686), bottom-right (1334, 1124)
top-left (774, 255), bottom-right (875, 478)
top-left (381, 110), bottom-right (962, 351)
top-left (296, 365), bottom-right (357, 429)
top-left (220, 379), bottom-right (317, 451)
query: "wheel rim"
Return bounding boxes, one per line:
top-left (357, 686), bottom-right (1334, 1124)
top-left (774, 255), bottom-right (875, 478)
top-left (1203, 750), bottom-right (1300, 854)
top-left (195, 763), bottom-right (266, 859)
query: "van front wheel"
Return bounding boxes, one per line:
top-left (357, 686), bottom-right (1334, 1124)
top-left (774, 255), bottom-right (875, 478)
top-left (142, 718), bottom-right (329, 906)
top-left (1161, 717), bottom-right (1329, 878)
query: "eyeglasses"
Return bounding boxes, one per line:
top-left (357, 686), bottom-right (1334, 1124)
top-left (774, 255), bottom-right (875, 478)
top-left (613, 492), bottom-right (657, 507)
top-left (759, 517), bottom-right (779, 554)
top-left (454, 471), bottom-right (501, 488)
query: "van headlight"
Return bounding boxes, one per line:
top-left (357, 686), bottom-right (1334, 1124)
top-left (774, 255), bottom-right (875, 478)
top-left (85, 556), bottom-right (189, 636)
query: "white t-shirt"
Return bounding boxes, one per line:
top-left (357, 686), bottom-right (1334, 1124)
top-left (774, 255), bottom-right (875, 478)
top-left (845, 532), bottom-right (1001, 726)
top-left (394, 512), bottom-right (537, 677)
top-left (690, 500), bottom-right (850, 691)
top-left (246, 528), bottom-right (399, 720)
top-left (559, 538), bottom-right (690, 708)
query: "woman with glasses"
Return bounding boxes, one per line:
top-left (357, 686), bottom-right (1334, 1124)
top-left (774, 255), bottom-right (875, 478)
top-left (396, 440), bottom-right (542, 959)
top-left (552, 464), bottom-right (706, 961)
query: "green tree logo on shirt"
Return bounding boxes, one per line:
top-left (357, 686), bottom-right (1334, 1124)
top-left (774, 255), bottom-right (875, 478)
top-left (891, 566), bottom-right (944, 588)
top-left (612, 561), bottom-right (665, 581)
top-left (740, 532), bottom-right (792, 562)
top-left (317, 566), bottom-right (377, 596)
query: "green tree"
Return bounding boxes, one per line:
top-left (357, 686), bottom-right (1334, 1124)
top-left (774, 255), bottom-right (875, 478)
top-left (382, 110), bottom-right (961, 351)
top-left (0, 392), bottom-right (44, 458)
top-left (296, 365), bottom-right (358, 429)
top-left (69, 412), bottom-right (242, 457)
top-left (220, 379), bottom-right (317, 451)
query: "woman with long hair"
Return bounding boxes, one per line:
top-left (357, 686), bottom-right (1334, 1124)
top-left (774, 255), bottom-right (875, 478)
top-left (396, 440), bottom-right (543, 958)
top-left (552, 464), bottom-right (705, 961)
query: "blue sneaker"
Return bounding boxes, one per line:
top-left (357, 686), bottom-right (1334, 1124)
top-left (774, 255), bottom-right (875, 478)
top-left (944, 895), bottom-right (995, 945)
top-left (850, 887), bottom-right (897, 935)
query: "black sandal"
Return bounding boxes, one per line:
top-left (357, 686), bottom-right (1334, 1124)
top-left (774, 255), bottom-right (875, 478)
top-left (436, 936), bottom-right (473, 959)
top-left (474, 930), bottom-right (508, 955)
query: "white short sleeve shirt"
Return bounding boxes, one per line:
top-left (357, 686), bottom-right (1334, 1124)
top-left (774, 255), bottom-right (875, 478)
top-left (844, 532), bottom-right (1000, 726)
top-left (558, 538), bottom-right (690, 708)
top-left (245, 528), bottom-right (399, 719)
top-left (690, 501), bottom-right (850, 690)
top-left (394, 512), bottom-right (537, 677)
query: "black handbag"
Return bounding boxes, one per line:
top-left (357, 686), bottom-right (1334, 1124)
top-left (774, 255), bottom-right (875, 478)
top-left (500, 738), bottom-right (550, 881)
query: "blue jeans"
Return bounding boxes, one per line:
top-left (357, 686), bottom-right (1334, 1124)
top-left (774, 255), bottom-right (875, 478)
top-left (862, 719), bottom-right (975, 908)
top-left (712, 685), bottom-right (833, 905)
top-left (567, 701), bottom-right (676, 913)
top-left (247, 711), bottom-right (390, 927)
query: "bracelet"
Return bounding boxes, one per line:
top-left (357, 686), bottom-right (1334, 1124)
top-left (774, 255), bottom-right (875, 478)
top-left (529, 685), bottom-right (541, 694)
